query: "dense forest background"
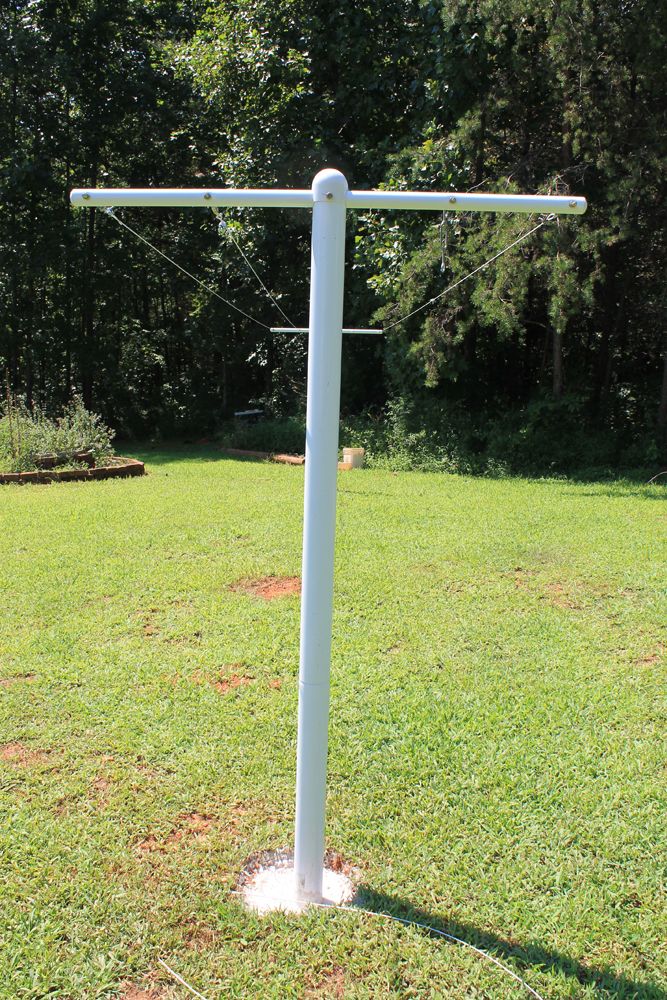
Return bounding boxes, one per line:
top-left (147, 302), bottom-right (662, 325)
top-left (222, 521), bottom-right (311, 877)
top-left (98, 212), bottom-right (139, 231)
top-left (2, 0), bottom-right (666, 474)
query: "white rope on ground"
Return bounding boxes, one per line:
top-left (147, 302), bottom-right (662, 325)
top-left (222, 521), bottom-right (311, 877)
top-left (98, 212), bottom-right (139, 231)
top-left (330, 901), bottom-right (547, 1000)
top-left (157, 957), bottom-right (211, 1000)
top-left (382, 215), bottom-right (555, 332)
top-left (103, 208), bottom-right (273, 331)
top-left (212, 209), bottom-right (297, 329)
top-left (228, 889), bottom-right (547, 1000)
top-left (154, 892), bottom-right (548, 998)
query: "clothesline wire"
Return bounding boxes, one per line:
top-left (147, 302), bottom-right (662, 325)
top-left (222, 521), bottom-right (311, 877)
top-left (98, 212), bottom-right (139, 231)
top-left (211, 208), bottom-right (297, 328)
top-left (103, 208), bottom-right (273, 331)
top-left (382, 214), bottom-right (555, 331)
top-left (103, 208), bottom-right (556, 337)
top-left (157, 890), bottom-right (548, 1000)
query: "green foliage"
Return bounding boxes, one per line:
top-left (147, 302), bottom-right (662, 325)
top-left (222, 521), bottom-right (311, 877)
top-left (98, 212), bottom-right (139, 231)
top-left (1, 0), bottom-right (666, 467)
top-left (218, 415), bottom-right (306, 454)
top-left (0, 394), bottom-right (115, 473)
top-left (354, 0), bottom-right (667, 452)
top-left (341, 393), bottom-right (657, 478)
top-left (0, 397), bottom-right (35, 473)
top-left (342, 399), bottom-right (474, 474)
top-left (484, 395), bottom-right (616, 475)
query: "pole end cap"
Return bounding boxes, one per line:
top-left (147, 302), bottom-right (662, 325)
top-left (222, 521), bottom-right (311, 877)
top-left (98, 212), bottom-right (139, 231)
top-left (312, 169), bottom-right (348, 203)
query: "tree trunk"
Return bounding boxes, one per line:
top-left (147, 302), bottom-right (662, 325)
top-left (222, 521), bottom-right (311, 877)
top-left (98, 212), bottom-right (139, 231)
top-left (80, 160), bottom-right (98, 407)
top-left (474, 102), bottom-right (487, 186)
top-left (594, 244), bottom-right (626, 419)
top-left (552, 327), bottom-right (563, 400)
top-left (658, 334), bottom-right (667, 457)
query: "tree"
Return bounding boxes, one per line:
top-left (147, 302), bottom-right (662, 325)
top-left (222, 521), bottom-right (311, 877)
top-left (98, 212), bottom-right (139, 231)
top-left (1, 0), bottom-right (666, 467)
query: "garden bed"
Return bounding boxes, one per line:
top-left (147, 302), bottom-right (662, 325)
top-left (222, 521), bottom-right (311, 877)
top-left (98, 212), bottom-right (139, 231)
top-left (0, 457), bottom-right (144, 485)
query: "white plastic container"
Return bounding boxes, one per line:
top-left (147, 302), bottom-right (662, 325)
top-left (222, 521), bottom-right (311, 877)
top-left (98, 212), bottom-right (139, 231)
top-left (342, 447), bottom-right (365, 469)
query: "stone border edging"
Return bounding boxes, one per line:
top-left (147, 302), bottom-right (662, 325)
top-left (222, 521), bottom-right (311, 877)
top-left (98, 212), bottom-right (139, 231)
top-left (0, 458), bottom-right (145, 485)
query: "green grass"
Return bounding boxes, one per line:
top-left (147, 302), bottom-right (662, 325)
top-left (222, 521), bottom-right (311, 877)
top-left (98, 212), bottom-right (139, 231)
top-left (1, 445), bottom-right (665, 999)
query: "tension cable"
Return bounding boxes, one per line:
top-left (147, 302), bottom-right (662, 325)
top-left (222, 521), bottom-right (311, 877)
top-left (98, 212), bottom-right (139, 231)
top-left (382, 214), bottom-right (555, 332)
top-left (103, 208), bottom-right (273, 331)
top-left (212, 209), bottom-right (297, 328)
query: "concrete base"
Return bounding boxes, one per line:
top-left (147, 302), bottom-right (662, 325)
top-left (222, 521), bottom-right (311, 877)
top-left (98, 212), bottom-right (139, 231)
top-left (240, 852), bottom-right (355, 915)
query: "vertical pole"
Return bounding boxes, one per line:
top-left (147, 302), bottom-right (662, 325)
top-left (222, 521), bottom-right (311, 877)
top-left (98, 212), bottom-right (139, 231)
top-left (294, 168), bottom-right (348, 899)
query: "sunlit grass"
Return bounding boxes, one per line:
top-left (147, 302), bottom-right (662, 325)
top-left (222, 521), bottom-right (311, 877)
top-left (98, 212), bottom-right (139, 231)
top-left (1, 446), bottom-right (665, 998)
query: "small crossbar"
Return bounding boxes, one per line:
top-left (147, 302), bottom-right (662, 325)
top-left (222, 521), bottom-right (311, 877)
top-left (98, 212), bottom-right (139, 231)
top-left (271, 327), bottom-right (382, 335)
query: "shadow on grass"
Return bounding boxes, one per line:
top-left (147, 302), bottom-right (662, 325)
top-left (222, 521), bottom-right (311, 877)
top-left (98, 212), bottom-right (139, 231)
top-left (120, 440), bottom-right (666, 497)
top-left (355, 886), bottom-right (664, 1000)
top-left (558, 487), bottom-right (666, 501)
top-left (127, 443), bottom-right (270, 467)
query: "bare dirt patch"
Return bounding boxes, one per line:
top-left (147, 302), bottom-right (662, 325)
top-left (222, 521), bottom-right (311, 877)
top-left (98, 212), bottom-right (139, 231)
top-left (214, 674), bottom-right (254, 694)
top-left (304, 965), bottom-right (345, 998)
top-left (0, 673), bottom-right (36, 687)
top-left (182, 918), bottom-right (219, 950)
top-left (193, 664), bottom-right (256, 693)
top-left (137, 606), bottom-right (202, 646)
top-left (637, 645), bottom-right (664, 666)
top-left (219, 800), bottom-right (279, 842)
top-left (84, 594), bottom-right (115, 608)
top-left (268, 678), bottom-right (282, 690)
top-left (91, 775), bottom-right (111, 807)
top-left (119, 987), bottom-right (168, 1000)
top-left (137, 799), bottom-right (274, 856)
top-left (165, 630), bottom-right (202, 647)
top-left (513, 566), bottom-right (535, 589)
top-left (305, 966), bottom-right (347, 998)
top-left (230, 575), bottom-right (301, 600)
top-left (137, 812), bottom-right (215, 854)
top-left (135, 607), bottom-right (160, 638)
top-left (324, 849), bottom-right (357, 878)
top-left (0, 741), bottom-right (49, 766)
top-left (543, 582), bottom-right (581, 609)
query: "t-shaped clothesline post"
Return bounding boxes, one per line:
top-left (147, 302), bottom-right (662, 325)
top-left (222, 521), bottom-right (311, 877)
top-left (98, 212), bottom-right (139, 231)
top-left (71, 169), bottom-right (586, 905)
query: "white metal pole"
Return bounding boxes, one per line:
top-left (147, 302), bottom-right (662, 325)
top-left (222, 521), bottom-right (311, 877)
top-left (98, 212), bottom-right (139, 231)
top-left (69, 175), bottom-right (586, 910)
top-left (294, 169), bottom-right (348, 899)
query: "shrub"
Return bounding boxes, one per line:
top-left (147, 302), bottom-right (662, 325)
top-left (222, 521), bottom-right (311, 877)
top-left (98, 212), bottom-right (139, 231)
top-left (0, 394), bottom-right (115, 473)
top-left (217, 415), bottom-right (306, 455)
top-left (341, 398), bottom-right (477, 474)
top-left (213, 392), bottom-right (656, 479)
top-left (340, 394), bottom-right (655, 478)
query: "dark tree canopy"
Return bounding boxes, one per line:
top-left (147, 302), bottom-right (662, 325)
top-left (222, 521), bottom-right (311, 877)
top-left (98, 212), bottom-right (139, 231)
top-left (1, 0), bottom-right (666, 470)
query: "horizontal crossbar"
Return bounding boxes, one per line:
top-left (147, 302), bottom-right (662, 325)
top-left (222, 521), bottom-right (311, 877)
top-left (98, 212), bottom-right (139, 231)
top-left (271, 328), bottom-right (382, 335)
top-left (348, 191), bottom-right (586, 214)
top-left (71, 188), bottom-right (313, 209)
top-left (70, 188), bottom-right (586, 215)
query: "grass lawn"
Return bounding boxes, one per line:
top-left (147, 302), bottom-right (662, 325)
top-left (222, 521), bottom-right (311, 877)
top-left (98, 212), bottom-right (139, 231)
top-left (0, 446), bottom-right (665, 999)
